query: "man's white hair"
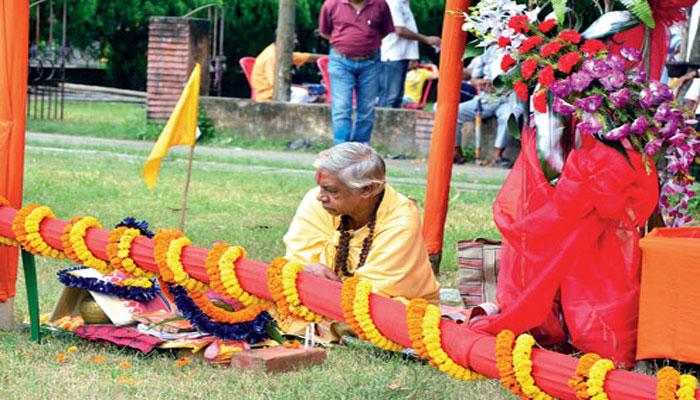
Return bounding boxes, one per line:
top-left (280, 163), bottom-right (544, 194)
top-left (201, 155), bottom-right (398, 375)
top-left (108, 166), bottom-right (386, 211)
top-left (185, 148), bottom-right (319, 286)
top-left (313, 142), bottom-right (386, 191)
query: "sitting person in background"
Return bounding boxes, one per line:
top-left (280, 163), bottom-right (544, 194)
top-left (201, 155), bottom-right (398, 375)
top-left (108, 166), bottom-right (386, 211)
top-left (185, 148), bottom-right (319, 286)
top-left (402, 60), bottom-right (438, 106)
top-left (454, 46), bottom-right (525, 167)
top-left (283, 142), bottom-right (440, 305)
top-left (251, 36), bottom-right (323, 103)
top-left (683, 72), bottom-right (700, 130)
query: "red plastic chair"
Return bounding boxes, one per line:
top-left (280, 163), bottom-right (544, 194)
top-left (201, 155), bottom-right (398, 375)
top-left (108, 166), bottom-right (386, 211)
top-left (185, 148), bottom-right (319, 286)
top-left (316, 55), bottom-right (332, 104)
top-left (403, 64), bottom-right (434, 110)
top-left (239, 57), bottom-right (257, 101)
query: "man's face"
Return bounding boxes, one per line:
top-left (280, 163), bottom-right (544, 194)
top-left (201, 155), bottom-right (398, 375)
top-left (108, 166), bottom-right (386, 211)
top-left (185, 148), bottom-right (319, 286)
top-left (315, 170), bottom-right (364, 217)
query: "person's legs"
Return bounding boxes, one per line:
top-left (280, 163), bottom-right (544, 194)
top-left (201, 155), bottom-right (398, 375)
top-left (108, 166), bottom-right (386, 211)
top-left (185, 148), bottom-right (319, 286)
top-left (378, 60), bottom-right (409, 108)
top-left (493, 100), bottom-right (522, 166)
top-left (328, 49), bottom-right (356, 144)
top-left (352, 53), bottom-right (381, 143)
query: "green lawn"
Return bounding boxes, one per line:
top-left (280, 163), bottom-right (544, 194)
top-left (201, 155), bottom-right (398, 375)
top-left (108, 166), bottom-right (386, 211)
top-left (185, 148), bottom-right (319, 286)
top-left (1, 142), bottom-right (511, 399)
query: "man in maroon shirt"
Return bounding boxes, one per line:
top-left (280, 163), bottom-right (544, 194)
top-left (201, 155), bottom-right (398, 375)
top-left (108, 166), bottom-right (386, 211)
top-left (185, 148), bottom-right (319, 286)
top-left (319, 0), bottom-right (394, 144)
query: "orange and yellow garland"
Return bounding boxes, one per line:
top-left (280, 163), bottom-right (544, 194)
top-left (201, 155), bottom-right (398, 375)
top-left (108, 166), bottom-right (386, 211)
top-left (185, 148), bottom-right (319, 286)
top-left (655, 366), bottom-right (698, 400)
top-left (106, 226), bottom-right (153, 287)
top-left (512, 333), bottom-right (555, 399)
top-left (677, 374), bottom-right (698, 400)
top-left (586, 358), bottom-right (615, 400)
top-left (569, 353), bottom-right (602, 399)
top-left (422, 303), bottom-right (482, 381)
top-left (12, 204), bottom-right (65, 259)
top-left (205, 242), bottom-right (267, 306)
top-left (61, 216), bottom-right (111, 275)
top-left (495, 329), bottom-right (527, 399)
top-left (353, 279), bottom-right (402, 351)
top-left (0, 196), bottom-right (18, 247)
top-left (341, 276), bottom-right (369, 341)
top-left (281, 259), bottom-right (324, 323)
top-left (405, 298), bottom-right (435, 365)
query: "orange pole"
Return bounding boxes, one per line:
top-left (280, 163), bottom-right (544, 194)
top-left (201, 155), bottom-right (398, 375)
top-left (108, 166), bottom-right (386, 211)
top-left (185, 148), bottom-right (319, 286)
top-left (0, 0), bottom-right (29, 302)
top-left (422, 0), bottom-right (468, 269)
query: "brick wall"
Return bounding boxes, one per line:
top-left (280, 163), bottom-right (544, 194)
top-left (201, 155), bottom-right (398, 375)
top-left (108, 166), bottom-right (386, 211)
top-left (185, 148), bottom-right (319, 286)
top-left (146, 17), bottom-right (210, 121)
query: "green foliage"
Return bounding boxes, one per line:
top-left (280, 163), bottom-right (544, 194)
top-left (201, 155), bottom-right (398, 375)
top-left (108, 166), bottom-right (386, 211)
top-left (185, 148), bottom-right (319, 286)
top-left (58, 0), bottom-right (447, 91)
top-left (196, 106), bottom-right (216, 143)
top-left (551, 0), bottom-right (567, 24)
top-left (619, 0), bottom-right (655, 28)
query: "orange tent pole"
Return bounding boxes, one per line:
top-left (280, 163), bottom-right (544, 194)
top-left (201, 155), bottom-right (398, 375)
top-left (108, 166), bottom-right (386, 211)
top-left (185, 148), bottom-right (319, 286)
top-left (422, 0), bottom-right (468, 272)
top-left (0, 0), bottom-right (29, 302)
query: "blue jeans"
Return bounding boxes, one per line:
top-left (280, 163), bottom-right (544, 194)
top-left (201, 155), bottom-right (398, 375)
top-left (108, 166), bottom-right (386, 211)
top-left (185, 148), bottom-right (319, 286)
top-left (328, 48), bottom-right (381, 144)
top-left (378, 60), bottom-right (409, 108)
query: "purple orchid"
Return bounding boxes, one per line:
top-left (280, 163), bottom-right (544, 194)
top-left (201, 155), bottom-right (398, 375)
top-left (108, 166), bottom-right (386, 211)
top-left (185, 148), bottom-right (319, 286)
top-left (549, 79), bottom-right (571, 98)
top-left (654, 102), bottom-right (673, 122)
top-left (582, 59), bottom-right (611, 79)
top-left (639, 87), bottom-right (656, 108)
top-left (628, 66), bottom-right (647, 85)
top-left (620, 47), bottom-right (642, 63)
top-left (630, 115), bottom-right (650, 135)
top-left (606, 54), bottom-right (626, 71)
top-left (649, 80), bottom-right (674, 102)
top-left (551, 97), bottom-right (576, 115)
top-left (644, 138), bottom-right (664, 156)
top-left (599, 71), bottom-right (626, 91)
top-left (575, 94), bottom-right (604, 112)
top-left (577, 113), bottom-right (603, 135)
top-left (570, 71), bottom-right (594, 92)
top-left (605, 124), bottom-right (630, 140)
top-left (659, 119), bottom-right (679, 138)
top-left (609, 88), bottom-right (631, 108)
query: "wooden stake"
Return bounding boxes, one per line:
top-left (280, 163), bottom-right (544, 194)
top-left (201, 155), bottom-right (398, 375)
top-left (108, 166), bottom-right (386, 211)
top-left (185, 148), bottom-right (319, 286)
top-left (179, 145), bottom-right (196, 232)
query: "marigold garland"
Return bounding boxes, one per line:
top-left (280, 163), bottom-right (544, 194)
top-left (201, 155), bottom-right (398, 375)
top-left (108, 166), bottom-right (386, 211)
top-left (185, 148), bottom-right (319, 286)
top-left (187, 288), bottom-right (268, 324)
top-left (267, 257), bottom-right (295, 320)
top-left (512, 333), bottom-right (555, 399)
top-left (422, 304), bottom-right (483, 381)
top-left (405, 297), bottom-right (435, 365)
top-left (12, 204), bottom-right (65, 258)
top-left (153, 229), bottom-right (184, 283)
top-left (0, 195), bottom-right (18, 247)
top-left (205, 242), bottom-right (266, 306)
top-left (166, 236), bottom-right (207, 292)
top-left (677, 374), bottom-right (698, 400)
top-left (586, 358), bottom-right (615, 400)
top-left (353, 279), bottom-right (402, 351)
top-left (107, 226), bottom-right (155, 280)
top-left (569, 353), bottom-right (602, 399)
top-left (656, 366), bottom-right (681, 400)
top-left (281, 260), bottom-right (324, 323)
top-left (495, 330), bottom-right (527, 399)
top-left (61, 216), bottom-right (111, 275)
top-left (341, 276), bottom-right (369, 341)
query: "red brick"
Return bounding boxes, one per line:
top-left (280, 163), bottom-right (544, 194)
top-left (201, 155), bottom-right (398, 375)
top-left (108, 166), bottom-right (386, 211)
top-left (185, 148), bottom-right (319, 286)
top-left (230, 347), bottom-right (327, 373)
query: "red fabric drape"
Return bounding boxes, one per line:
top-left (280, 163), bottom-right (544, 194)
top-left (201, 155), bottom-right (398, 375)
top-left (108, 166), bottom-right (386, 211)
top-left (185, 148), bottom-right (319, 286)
top-left (422, 0), bottom-right (468, 255)
top-left (0, 0), bottom-right (29, 302)
top-left (472, 128), bottom-right (659, 367)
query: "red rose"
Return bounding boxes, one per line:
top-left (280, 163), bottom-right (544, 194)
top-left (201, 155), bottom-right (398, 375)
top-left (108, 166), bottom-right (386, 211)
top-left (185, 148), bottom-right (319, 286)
top-left (508, 15), bottom-right (530, 34)
top-left (498, 36), bottom-right (511, 48)
top-left (521, 58), bottom-right (538, 80)
top-left (540, 41), bottom-right (563, 58)
top-left (513, 80), bottom-right (529, 101)
top-left (501, 54), bottom-right (517, 72)
top-left (558, 29), bottom-right (581, 44)
top-left (537, 19), bottom-right (557, 34)
top-left (519, 36), bottom-right (544, 53)
top-left (533, 90), bottom-right (548, 113)
top-left (537, 65), bottom-right (555, 87)
top-left (557, 51), bottom-right (582, 73)
top-left (581, 39), bottom-right (607, 55)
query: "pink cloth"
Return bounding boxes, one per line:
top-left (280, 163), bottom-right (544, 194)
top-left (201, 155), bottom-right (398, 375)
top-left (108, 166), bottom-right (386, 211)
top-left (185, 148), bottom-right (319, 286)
top-left (76, 325), bottom-right (164, 353)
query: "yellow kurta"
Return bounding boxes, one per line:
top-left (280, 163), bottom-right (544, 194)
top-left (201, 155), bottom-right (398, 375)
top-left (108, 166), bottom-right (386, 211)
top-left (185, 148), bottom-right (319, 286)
top-left (251, 44), bottom-right (311, 101)
top-left (284, 184), bottom-right (440, 305)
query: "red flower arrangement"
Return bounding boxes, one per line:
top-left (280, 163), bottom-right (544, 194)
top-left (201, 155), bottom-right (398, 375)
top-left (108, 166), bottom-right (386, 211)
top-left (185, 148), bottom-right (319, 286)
top-left (558, 29), bottom-right (581, 44)
top-left (537, 19), bottom-right (556, 34)
top-left (540, 41), bottom-right (562, 58)
top-left (558, 52), bottom-right (582, 74)
top-left (508, 15), bottom-right (530, 33)
top-left (581, 39), bottom-right (607, 55)
top-left (521, 58), bottom-right (538, 80)
top-left (519, 36), bottom-right (544, 53)
top-left (501, 54), bottom-right (517, 72)
top-left (498, 36), bottom-right (511, 48)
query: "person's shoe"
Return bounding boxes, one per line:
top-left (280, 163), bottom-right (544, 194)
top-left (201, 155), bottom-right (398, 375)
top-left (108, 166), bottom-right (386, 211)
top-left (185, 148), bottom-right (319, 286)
top-left (493, 157), bottom-right (512, 169)
top-left (453, 147), bottom-right (466, 165)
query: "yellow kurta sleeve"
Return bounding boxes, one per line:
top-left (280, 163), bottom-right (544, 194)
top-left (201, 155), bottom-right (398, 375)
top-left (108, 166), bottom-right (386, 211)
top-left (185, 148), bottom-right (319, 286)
top-left (283, 188), bottom-right (338, 266)
top-left (292, 51), bottom-right (312, 66)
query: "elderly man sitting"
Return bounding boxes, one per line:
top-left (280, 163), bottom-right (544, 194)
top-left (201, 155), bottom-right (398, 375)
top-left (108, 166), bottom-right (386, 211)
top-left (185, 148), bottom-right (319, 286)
top-left (283, 142), bottom-right (440, 305)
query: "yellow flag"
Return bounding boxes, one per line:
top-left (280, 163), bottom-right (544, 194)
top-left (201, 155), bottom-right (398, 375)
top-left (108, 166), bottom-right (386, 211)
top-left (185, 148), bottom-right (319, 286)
top-left (142, 64), bottom-right (201, 191)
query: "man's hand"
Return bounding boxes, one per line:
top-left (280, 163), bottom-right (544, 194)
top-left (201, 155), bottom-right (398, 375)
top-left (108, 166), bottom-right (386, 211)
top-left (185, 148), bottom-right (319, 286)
top-left (473, 78), bottom-right (495, 93)
top-left (303, 263), bottom-right (341, 281)
top-left (424, 35), bottom-right (441, 47)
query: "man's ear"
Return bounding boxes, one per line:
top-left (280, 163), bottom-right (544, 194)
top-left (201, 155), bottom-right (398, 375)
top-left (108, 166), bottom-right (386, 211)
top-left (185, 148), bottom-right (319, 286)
top-left (359, 184), bottom-right (377, 198)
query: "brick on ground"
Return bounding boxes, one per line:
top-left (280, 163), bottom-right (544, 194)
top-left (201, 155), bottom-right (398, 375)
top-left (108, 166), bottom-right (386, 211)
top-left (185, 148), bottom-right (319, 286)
top-left (230, 346), bottom-right (327, 373)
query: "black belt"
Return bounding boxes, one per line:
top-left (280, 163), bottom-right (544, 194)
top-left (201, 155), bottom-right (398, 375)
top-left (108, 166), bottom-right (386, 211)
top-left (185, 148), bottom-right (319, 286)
top-left (335, 50), bottom-right (377, 62)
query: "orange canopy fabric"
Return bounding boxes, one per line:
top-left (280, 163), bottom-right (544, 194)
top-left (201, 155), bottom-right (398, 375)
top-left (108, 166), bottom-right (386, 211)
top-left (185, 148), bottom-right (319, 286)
top-left (422, 0), bottom-right (468, 256)
top-left (0, 0), bottom-right (29, 302)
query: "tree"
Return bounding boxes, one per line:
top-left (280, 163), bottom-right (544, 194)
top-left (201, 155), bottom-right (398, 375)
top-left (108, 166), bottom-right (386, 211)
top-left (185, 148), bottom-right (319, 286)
top-left (274, 0), bottom-right (296, 101)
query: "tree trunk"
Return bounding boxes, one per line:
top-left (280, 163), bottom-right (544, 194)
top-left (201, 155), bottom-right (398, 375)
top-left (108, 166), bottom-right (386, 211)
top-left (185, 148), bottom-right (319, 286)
top-left (273, 0), bottom-right (295, 102)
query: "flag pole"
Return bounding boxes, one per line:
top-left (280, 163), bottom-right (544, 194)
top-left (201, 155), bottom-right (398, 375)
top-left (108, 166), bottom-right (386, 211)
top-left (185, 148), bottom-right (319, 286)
top-left (179, 145), bottom-right (196, 231)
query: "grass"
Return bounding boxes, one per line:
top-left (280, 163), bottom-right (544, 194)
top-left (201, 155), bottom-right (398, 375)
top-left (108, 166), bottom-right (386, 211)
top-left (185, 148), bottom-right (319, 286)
top-left (1, 143), bottom-right (510, 399)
